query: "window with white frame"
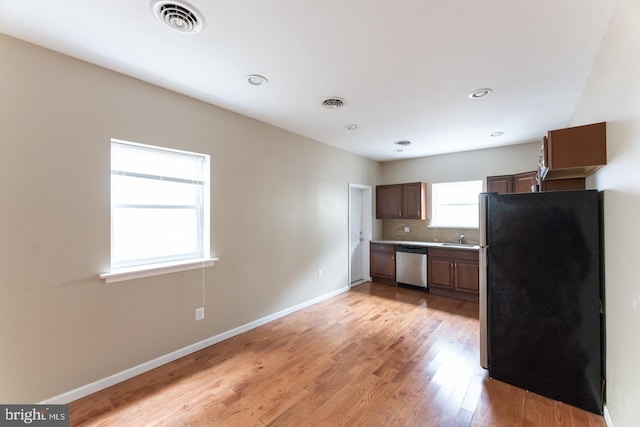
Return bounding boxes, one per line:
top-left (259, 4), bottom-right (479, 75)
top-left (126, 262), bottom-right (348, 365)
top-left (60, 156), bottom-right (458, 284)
top-left (110, 139), bottom-right (210, 270)
top-left (430, 180), bottom-right (483, 228)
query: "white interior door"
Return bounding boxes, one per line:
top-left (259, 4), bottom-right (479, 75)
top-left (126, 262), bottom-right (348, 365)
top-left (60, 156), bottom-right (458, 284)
top-left (349, 184), bottom-right (372, 286)
top-left (350, 188), bottom-right (363, 283)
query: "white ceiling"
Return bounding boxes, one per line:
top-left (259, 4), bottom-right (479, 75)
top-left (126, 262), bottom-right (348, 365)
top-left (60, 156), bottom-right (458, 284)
top-left (0, 0), bottom-right (618, 161)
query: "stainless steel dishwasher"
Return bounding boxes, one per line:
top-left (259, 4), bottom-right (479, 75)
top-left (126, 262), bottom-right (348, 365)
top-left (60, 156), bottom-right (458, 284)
top-left (395, 245), bottom-right (428, 288)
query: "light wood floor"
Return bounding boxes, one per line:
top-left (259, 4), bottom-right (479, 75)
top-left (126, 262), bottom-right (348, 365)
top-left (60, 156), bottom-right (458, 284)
top-left (69, 282), bottom-right (605, 426)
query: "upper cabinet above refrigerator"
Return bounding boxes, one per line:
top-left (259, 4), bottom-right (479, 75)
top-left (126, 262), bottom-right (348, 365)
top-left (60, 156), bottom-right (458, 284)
top-left (539, 122), bottom-right (607, 181)
top-left (488, 122), bottom-right (605, 195)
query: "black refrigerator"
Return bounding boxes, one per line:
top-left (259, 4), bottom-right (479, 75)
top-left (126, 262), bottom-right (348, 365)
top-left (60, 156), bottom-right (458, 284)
top-left (478, 190), bottom-right (603, 414)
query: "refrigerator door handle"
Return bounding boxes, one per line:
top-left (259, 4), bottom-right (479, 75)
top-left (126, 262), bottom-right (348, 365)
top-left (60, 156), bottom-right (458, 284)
top-left (479, 193), bottom-right (489, 369)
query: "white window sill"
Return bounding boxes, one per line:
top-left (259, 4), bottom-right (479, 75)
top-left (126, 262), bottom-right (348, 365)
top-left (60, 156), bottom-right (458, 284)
top-left (99, 257), bottom-right (219, 284)
top-left (428, 225), bottom-right (479, 229)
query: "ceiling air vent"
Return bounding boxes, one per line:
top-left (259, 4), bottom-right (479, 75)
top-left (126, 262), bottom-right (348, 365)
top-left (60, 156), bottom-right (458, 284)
top-left (151, 0), bottom-right (204, 34)
top-left (394, 140), bottom-right (412, 146)
top-left (322, 97), bottom-right (345, 109)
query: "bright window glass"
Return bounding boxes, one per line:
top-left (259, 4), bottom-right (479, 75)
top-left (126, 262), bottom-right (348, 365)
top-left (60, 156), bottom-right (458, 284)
top-left (431, 180), bottom-right (482, 228)
top-left (110, 139), bottom-right (210, 269)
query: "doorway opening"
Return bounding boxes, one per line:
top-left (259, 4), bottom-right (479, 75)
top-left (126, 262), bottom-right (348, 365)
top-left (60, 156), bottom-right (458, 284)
top-left (349, 184), bottom-right (372, 287)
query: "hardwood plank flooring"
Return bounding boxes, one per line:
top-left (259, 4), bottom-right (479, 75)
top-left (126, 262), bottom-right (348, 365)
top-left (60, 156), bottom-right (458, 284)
top-left (69, 282), bottom-right (605, 426)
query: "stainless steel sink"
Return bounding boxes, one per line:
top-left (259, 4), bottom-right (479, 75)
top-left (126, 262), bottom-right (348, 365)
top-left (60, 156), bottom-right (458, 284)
top-left (441, 242), bottom-right (479, 248)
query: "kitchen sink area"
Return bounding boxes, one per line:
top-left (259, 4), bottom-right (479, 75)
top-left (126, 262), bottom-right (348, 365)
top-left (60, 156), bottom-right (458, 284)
top-left (369, 238), bottom-right (480, 302)
top-left (440, 242), bottom-right (480, 248)
top-left (371, 189), bottom-right (481, 300)
top-left (370, 239), bottom-right (480, 250)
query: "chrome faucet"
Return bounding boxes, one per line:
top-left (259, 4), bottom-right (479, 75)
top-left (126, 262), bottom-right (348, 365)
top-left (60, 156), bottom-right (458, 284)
top-left (457, 233), bottom-right (465, 244)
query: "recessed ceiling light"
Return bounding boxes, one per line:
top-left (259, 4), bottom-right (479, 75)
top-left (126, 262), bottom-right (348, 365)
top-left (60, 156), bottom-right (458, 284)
top-left (491, 131), bottom-right (504, 137)
top-left (322, 97), bottom-right (345, 109)
top-left (247, 74), bottom-right (268, 86)
top-left (345, 124), bottom-right (359, 131)
top-left (394, 140), bottom-right (412, 146)
top-left (469, 88), bottom-right (493, 99)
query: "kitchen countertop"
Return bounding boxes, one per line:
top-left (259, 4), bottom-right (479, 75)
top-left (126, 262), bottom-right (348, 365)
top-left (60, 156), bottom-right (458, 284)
top-left (370, 239), bottom-right (480, 251)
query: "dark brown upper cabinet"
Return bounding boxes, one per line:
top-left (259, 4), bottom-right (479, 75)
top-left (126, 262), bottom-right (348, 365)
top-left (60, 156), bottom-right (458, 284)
top-left (486, 175), bottom-right (514, 194)
top-left (514, 171), bottom-right (538, 193)
top-left (376, 182), bottom-right (426, 219)
top-left (539, 122), bottom-right (606, 181)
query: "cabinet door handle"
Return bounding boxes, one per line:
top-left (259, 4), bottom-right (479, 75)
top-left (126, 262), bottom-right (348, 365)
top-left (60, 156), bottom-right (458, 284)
top-left (454, 262), bottom-right (458, 286)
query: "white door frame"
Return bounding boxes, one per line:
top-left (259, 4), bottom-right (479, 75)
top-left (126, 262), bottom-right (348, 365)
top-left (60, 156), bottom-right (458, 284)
top-left (348, 183), bottom-right (372, 287)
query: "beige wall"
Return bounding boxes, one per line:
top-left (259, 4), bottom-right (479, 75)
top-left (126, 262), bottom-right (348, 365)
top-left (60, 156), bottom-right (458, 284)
top-left (572, 0), bottom-right (640, 425)
top-left (379, 142), bottom-right (541, 242)
top-left (0, 34), bottom-right (380, 403)
top-left (382, 142), bottom-right (541, 185)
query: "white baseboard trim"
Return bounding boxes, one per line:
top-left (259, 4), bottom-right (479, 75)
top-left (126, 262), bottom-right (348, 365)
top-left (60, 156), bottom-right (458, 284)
top-left (604, 405), bottom-right (614, 427)
top-left (41, 285), bottom-right (350, 404)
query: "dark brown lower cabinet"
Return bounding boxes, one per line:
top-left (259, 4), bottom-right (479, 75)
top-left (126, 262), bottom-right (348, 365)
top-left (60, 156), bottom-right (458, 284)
top-left (428, 248), bottom-right (479, 302)
top-left (370, 242), bottom-right (396, 286)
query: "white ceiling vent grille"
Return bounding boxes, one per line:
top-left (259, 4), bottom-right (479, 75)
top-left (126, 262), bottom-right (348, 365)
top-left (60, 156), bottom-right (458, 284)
top-left (394, 140), bottom-right (412, 146)
top-left (322, 97), bottom-right (345, 109)
top-left (151, 0), bottom-right (204, 34)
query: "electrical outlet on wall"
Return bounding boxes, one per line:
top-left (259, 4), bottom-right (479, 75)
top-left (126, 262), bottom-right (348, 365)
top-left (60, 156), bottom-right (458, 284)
top-left (404, 226), bottom-right (410, 232)
top-left (195, 307), bottom-right (205, 321)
